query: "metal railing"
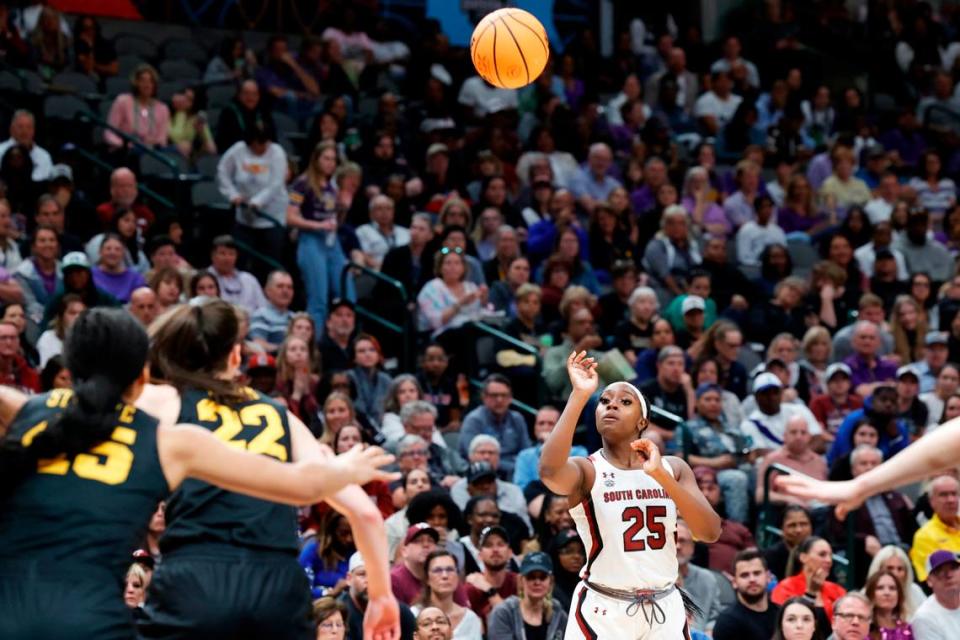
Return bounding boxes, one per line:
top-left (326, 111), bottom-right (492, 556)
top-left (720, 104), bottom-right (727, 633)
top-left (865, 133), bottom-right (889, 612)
top-left (77, 111), bottom-right (182, 178)
top-left (339, 262), bottom-right (412, 370)
top-left (71, 146), bottom-right (175, 212)
top-left (760, 463), bottom-right (857, 590)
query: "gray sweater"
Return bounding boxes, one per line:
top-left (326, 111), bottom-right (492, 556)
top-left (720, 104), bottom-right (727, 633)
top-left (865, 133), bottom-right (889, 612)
top-left (487, 596), bottom-right (567, 640)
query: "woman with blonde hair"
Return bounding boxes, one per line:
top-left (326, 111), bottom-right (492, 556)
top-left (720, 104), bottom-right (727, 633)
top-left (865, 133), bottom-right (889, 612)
top-left (488, 551), bottom-right (568, 640)
top-left (105, 63), bottom-right (170, 148)
top-left (123, 562), bottom-right (151, 609)
top-left (641, 204), bottom-right (702, 297)
top-left (799, 326), bottom-right (833, 395)
top-left (889, 295), bottom-right (928, 364)
top-left (866, 545), bottom-right (925, 617)
top-left (319, 391), bottom-right (357, 445)
top-left (437, 198), bottom-right (473, 235)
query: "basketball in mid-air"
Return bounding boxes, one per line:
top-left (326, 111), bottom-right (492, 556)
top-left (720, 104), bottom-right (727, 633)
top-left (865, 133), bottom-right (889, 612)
top-left (470, 8), bottom-right (550, 89)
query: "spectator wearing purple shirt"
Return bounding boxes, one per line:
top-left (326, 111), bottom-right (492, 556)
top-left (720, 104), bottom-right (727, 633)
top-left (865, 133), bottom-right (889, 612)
top-left (878, 108), bottom-right (927, 172)
top-left (681, 166), bottom-right (731, 238)
top-left (629, 157), bottom-right (669, 214)
top-left (90, 234), bottom-right (145, 304)
top-left (843, 320), bottom-right (899, 398)
top-left (723, 160), bottom-right (763, 229)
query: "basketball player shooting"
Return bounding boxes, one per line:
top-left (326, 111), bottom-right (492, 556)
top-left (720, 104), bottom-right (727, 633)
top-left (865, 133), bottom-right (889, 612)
top-left (539, 351), bottom-right (721, 639)
top-left (778, 415), bottom-right (960, 520)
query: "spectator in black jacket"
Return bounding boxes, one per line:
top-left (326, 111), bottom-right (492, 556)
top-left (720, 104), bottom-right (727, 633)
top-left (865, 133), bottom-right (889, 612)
top-left (215, 80), bottom-right (276, 152)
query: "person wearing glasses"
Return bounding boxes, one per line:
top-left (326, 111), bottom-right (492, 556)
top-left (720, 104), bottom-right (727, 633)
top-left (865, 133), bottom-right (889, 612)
top-left (826, 592), bottom-right (873, 640)
top-left (414, 607), bottom-right (453, 640)
top-left (488, 551), bottom-right (568, 640)
top-left (312, 597), bottom-right (349, 640)
top-left (412, 550), bottom-right (481, 640)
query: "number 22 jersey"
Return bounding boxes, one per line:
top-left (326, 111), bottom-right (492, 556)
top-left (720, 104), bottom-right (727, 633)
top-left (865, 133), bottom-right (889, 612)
top-left (160, 387), bottom-right (299, 555)
top-left (569, 452), bottom-right (678, 591)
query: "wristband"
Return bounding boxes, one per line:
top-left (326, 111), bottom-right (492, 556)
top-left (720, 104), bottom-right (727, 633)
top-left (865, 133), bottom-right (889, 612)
top-left (485, 587), bottom-right (498, 598)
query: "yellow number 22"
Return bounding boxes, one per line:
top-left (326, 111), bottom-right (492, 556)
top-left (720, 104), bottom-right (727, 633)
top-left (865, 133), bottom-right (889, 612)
top-left (196, 400), bottom-right (288, 461)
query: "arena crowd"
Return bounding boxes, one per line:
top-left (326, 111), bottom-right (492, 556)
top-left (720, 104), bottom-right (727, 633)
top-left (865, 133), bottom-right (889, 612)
top-left (5, 1), bottom-right (960, 638)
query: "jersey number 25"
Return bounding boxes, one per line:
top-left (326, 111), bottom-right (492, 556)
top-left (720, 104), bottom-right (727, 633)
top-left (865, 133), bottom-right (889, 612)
top-left (621, 505), bottom-right (668, 551)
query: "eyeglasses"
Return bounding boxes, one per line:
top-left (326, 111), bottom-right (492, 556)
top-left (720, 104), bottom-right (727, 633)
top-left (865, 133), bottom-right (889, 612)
top-left (429, 566), bottom-right (457, 576)
top-left (440, 247), bottom-right (464, 255)
top-left (834, 613), bottom-right (870, 623)
top-left (400, 448), bottom-right (428, 458)
top-left (318, 620), bottom-right (345, 631)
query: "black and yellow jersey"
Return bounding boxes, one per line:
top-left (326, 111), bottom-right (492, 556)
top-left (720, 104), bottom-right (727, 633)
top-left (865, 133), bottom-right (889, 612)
top-left (160, 387), bottom-right (299, 555)
top-left (0, 389), bottom-right (168, 580)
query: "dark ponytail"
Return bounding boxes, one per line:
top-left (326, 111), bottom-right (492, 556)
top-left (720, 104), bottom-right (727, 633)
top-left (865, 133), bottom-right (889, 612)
top-left (148, 299), bottom-right (246, 404)
top-left (0, 308), bottom-right (148, 492)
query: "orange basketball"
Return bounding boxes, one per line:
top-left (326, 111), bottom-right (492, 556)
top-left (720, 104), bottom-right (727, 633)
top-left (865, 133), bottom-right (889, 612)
top-left (470, 8), bottom-right (550, 89)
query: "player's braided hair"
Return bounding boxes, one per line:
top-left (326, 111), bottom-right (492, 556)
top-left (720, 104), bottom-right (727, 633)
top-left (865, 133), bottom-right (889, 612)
top-left (0, 308), bottom-right (148, 492)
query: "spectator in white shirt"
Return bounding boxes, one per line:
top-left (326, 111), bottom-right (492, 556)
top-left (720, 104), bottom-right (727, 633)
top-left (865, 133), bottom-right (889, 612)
top-left (864, 172), bottom-right (903, 224)
top-left (571, 143), bottom-right (621, 214)
top-left (855, 221), bottom-right (909, 280)
top-left (356, 195), bottom-right (410, 271)
top-left (0, 110), bottom-right (53, 181)
top-left (710, 36), bottom-right (760, 88)
top-left (736, 195), bottom-right (786, 267)
top-left (912, 550), bottom-right (960, 640)
top-left (694, 71), bottom-right (743, 136)
top-left (206, 235), bottom-right (266, 314)
top-left (457, 75), bottom-right (518, 121)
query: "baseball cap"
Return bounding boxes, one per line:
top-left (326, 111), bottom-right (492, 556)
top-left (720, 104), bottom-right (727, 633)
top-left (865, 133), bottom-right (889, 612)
top-left (348, 551), bottom-right (365, 573)
top-left (926, 550), bottom-right (960, 577)
top-left (753, 372), bottom-right (783, 393)
top-left (404, 522), bottom-right (440, 546)
top-left (926, 331), bottom-right (949, 346)
top-left (211, 234), bottom-right (238, 250)
top-left (131, 548), bottom-right (155, 569)
top-left (896, 365), bottom-right (920, 381)
top-left (825, 362), bottom-right (852, 381)
top-left (695, 382), bottom-right (722, 399)
top-left (549, 528), bottom-right (582, 553)
top-left (681, 295), bottom-right (706, 315)
top-left (519, 551), bottom-right (553, 576)
top-left (61, 251), bottom-right (90, 271)
top-left (692, 465), bottom-right (718, 484)
top-left (478, 525), bottom-right (510, 547)
top-left (49, 163), bottom-right (73, 183)
top-left (246, 353), bottom-right (276, 371)
top-left (329, 298), bottom-right (354, 313)
top-left (426, 143), bottom-right (449, 158)
top-left (467, 461), bottom-right (497, 484)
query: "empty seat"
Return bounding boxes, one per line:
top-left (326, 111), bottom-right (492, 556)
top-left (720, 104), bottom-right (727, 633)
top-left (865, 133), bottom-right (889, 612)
top-left (157, 80), bottom-right (188, 104)
top-left (271, 111), bottom-right (300, 138)
top-left (114, 34), bottom-right (158, 60)
top-left (206, 84), bottom-right (236, 108)
top-left (105, 75), bottom-right (132, 98)
top-left (43, 95), bottom-right (91, 121)
top-left (191, 180), bottom-right (229, 210)
top-left (787, 237), bottom-right (818, 276)
top-left (162, 39), bottom-right (209, 67)
top-left (159, 60), bottom-right (201, 82)
top-left (195, 154), bottom-right (221, 179)
top-left (140, 150), bottom-right (188, 179)
top-left (50, 71), bottom-right (99, 95)
top-left (117, 54), bottom-right (145, 78)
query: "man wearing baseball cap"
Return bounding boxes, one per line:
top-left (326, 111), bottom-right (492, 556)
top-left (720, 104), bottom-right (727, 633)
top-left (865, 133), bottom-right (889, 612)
top-left (895, 364), bottom-right (929, 436)
top-left (676, 294), bottom-right (707, 350)
top-left (638, 345), bottom-right (695, 423)
top-left (465, 525), bottom-right (516, 619)
top-left (809, 363), bottom-right (863, 435)
top-left (341, 552), bottom-right (417, 640)
top-left (390, 523), bottom-right (469, 608)
top-left (244, 353), bottom-right (278, 395)
top-left (915, 331), bottom-right (951, 394)
top-left (739, 372), bottom-right (822, 457)
top-left (912, 549), bottom-right (960, 638)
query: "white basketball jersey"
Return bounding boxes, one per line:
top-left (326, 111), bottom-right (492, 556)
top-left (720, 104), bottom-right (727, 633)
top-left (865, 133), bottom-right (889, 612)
top-left (569, 452), bottom-right (678, 591)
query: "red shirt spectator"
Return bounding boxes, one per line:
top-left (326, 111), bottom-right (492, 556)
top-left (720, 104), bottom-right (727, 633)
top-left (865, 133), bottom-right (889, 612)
top-left (0, 321), bottom-right (39, 392)
top-left (95, 168), bottom-right (156, 231)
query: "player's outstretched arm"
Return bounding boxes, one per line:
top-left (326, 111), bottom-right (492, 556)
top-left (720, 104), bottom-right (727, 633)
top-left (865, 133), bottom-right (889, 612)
top-left (289, 411), bottom-right (400, 640)
top-left (779, 415), bottom-right (960, 518)
top-left (156, 423), bottom-right (399, 506)
top-left (540, 351), bottom-right (596, 498)
top-left (0, 386), bottom-right (28, 437)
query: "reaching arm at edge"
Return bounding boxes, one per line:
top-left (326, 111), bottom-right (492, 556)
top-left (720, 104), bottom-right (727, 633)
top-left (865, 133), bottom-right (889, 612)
top-left (652, 456), bottom-right (722, 543)
top-left (853, 416), bottom-right (960, 496)
top-left (0, 386), bottom-right (28, 437)
top-left (157, 422), bottom-right (387, 505)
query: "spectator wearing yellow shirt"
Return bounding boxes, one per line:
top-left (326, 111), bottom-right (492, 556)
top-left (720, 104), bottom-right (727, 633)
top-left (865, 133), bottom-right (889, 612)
top-left (818, 145), bottom-right (871, 218)
top-left (911, 475), bottom-right (960, 581)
